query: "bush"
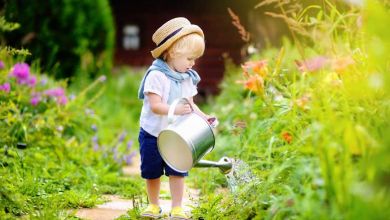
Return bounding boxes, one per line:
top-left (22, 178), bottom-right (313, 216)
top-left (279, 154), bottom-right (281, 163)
top-left (3, 0), bottom-right (115, 80)
top-left (191, 1), bottom-right (390, 219)
top-left (0, 57), bottom-right (144, 218)
top-left (0, 17), bottom-right (140, 218)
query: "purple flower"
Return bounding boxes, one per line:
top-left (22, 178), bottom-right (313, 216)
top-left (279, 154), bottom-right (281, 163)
top-left (27, 75), bottom-right (37, 87)
top-left (93, 143), bottom-right (99, 151)
top-left (85, 108), bottom-right (95, 116)
top-left (92, 135), bottom-right (98, 143)
top-left (113, 149), bottom-right (122, 164)
top-left (69, 94), bottom-right (76, 101)
top-left (112, 145), bottom-right (118, 153)
top-left (98, 75), bottom-right (107, 82)
top-left (10, 63), bottom-right (30, 81)
top-left (45, 88), bottom-right (65, 97)
top-left (0, 82), bottom-right (11, 93)
top-left (91, 135), bottom-right (99, 151)
top-left (119, 131), bottom-right (127, 143)
top-left (9, 63), bottom-right (39, 86)
top-left (30, 96), bottom-right (40, 106)
top-left (40, 78), bottom-right (48, 86)
top-left (126, 140), bottom-right (133, 151)
top-left (91, 124), bottom-right (98, 132)
top-left (57, 95), bottom-right (68, 105)
top-left (123, 151), bottom-right (137, 165)
top-left (0, 60), bottom-right (4, 69)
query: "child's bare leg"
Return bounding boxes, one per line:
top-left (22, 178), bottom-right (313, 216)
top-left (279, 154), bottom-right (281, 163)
top-left (169, 175), bottom-right (184, 207)
top-left (146, 178), bottom-right (161, 205)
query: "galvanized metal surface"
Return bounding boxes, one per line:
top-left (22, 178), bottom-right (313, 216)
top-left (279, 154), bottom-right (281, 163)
top-left (158, 98), bottom-right (215, 172)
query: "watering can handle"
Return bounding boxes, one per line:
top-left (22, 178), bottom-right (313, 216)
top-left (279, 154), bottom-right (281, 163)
top-left (167, 98), bottom-right (192, 124)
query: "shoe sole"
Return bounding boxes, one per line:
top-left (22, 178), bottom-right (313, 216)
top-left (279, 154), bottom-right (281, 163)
top-left (169, 216), bottom-right (189, 220)
top-left (141, 214), bottom-right (161, 219)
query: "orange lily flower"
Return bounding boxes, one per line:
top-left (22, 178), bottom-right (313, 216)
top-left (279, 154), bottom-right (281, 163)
top-left (241, 60), bottom-right (268, 77)
top-left (243, 74), bottom-right (264, 94)
top-left (281, 131), bottom-right (293, 144)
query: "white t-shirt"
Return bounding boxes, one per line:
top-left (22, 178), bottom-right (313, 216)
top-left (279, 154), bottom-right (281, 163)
top-left (140, 70), bottom-right (198, 137)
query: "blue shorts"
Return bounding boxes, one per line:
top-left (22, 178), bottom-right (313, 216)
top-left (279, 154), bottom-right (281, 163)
top-left (138, 127), bottom-right (188, 179)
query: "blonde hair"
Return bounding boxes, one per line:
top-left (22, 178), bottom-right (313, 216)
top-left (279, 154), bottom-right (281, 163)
top-left (162, 33), bottom-right (205, 60)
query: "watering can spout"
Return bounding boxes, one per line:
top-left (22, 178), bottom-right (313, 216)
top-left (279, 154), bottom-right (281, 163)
top-left (194, 157), bottom-right (233, 174)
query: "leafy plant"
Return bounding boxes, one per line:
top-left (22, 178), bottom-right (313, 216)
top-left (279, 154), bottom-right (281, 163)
top-left (191, 1), bottom-right (390, 219)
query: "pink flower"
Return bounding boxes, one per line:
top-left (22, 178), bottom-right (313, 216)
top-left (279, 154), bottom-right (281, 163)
top-left (10, 63), bottom-right (30, 81)
top-left (57, 95), bottom-right (68, 105)
top-left (27, 75), bottom-right (37, 87)
top-left (45, 88), bottom-right (65, 97)
top-left (0, 82), bottom-right (11, 93)
top-left (9, 63), bottom-right (38, 87)
top-left (30, 96), bottom-right (40, 106)
top-left (0, 60), bottom-right (4, 69)
top-left (44, 88), bottom-right (68, 105)
top-left (295, 56), bottom-right (328, 72)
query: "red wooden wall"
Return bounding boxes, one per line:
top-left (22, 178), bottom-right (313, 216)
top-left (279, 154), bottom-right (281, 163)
top-left (110, 0), bottom-right (253, 96)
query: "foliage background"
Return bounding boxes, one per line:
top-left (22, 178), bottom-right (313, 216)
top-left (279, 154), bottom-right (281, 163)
top-left (2, 0), bottom-right (115, 80)
top-left (189, 1), bottom-right (390, 219)
top-left (1, 0), bottom-right (390, 219)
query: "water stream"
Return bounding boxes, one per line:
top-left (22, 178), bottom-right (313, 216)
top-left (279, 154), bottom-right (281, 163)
top-left (225, 159), bottom-right (259, 193)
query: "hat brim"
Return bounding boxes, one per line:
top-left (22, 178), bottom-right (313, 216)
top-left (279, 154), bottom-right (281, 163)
top-left (151, 25), bottom-right (204, 59)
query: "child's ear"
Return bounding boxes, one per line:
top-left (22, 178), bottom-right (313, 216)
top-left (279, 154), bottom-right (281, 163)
top-left (161, 51), bottom-right (169, 61)
top-left (167, 50), bottom-right (176, 59)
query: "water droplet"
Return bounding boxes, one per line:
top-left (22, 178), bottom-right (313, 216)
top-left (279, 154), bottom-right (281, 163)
top-left (225, 159), bottom-right (259, 193)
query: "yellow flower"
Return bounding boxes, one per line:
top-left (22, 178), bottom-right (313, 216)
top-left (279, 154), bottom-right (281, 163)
top-left (294, 94), bottom-right (312, 110)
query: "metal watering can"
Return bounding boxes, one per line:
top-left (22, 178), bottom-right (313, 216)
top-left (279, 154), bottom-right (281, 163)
top-left (157, 98), bottom-right (232, 174)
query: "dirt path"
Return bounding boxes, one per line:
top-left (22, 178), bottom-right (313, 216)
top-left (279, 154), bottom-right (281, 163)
top-left (75, 154), bottom-right (200, 220)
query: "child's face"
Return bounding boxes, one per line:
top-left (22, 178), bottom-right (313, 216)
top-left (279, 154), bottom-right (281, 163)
top-left (168, 52), bottom-right (198, 73)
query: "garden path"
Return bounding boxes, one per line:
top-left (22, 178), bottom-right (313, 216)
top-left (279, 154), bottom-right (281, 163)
top-left (75, 154), bottom-right (200, 220)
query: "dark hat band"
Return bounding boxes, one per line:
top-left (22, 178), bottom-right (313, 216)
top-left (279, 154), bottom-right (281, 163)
top-left (157, 27), bottom-right (183, 47)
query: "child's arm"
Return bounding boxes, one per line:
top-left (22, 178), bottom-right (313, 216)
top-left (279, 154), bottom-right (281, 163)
top-left (188, 97), bottom-right (219, 127)
top-left (187, 97), bottom-right (208, 118)
top-left (147, 92), bottom-right (192, 115)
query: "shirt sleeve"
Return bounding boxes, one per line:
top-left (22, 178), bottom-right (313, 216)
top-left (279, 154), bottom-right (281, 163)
top-left (182, 78), bottom-right (198, 97)
top-left (191, 78), bottom-right (198, 97)
top-left (143, 70), bottom-right (166, 97)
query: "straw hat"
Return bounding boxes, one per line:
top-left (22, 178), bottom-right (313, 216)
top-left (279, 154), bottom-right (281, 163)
top-left (151, 17), bottom-right (204, 58)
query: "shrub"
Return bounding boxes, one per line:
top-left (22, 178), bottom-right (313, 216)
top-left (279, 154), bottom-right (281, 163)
top-left (3, 0), bottom-right (115, 80)
top-left (0, 17), bottom-right (140, 218)
top-left (191, 1), bottom-right (390, 219)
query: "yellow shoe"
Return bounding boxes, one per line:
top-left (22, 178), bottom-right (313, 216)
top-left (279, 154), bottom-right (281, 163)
top-left (141, 204), bottom-right (162, 219)
top-left (170, 206), bottom-right (189, 220)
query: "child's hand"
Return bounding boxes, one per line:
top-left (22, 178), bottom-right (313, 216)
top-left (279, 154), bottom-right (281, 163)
top-left (174, 103), bottom-right (192, 115)
top-left (207, 116), bottom-right (219, 128)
